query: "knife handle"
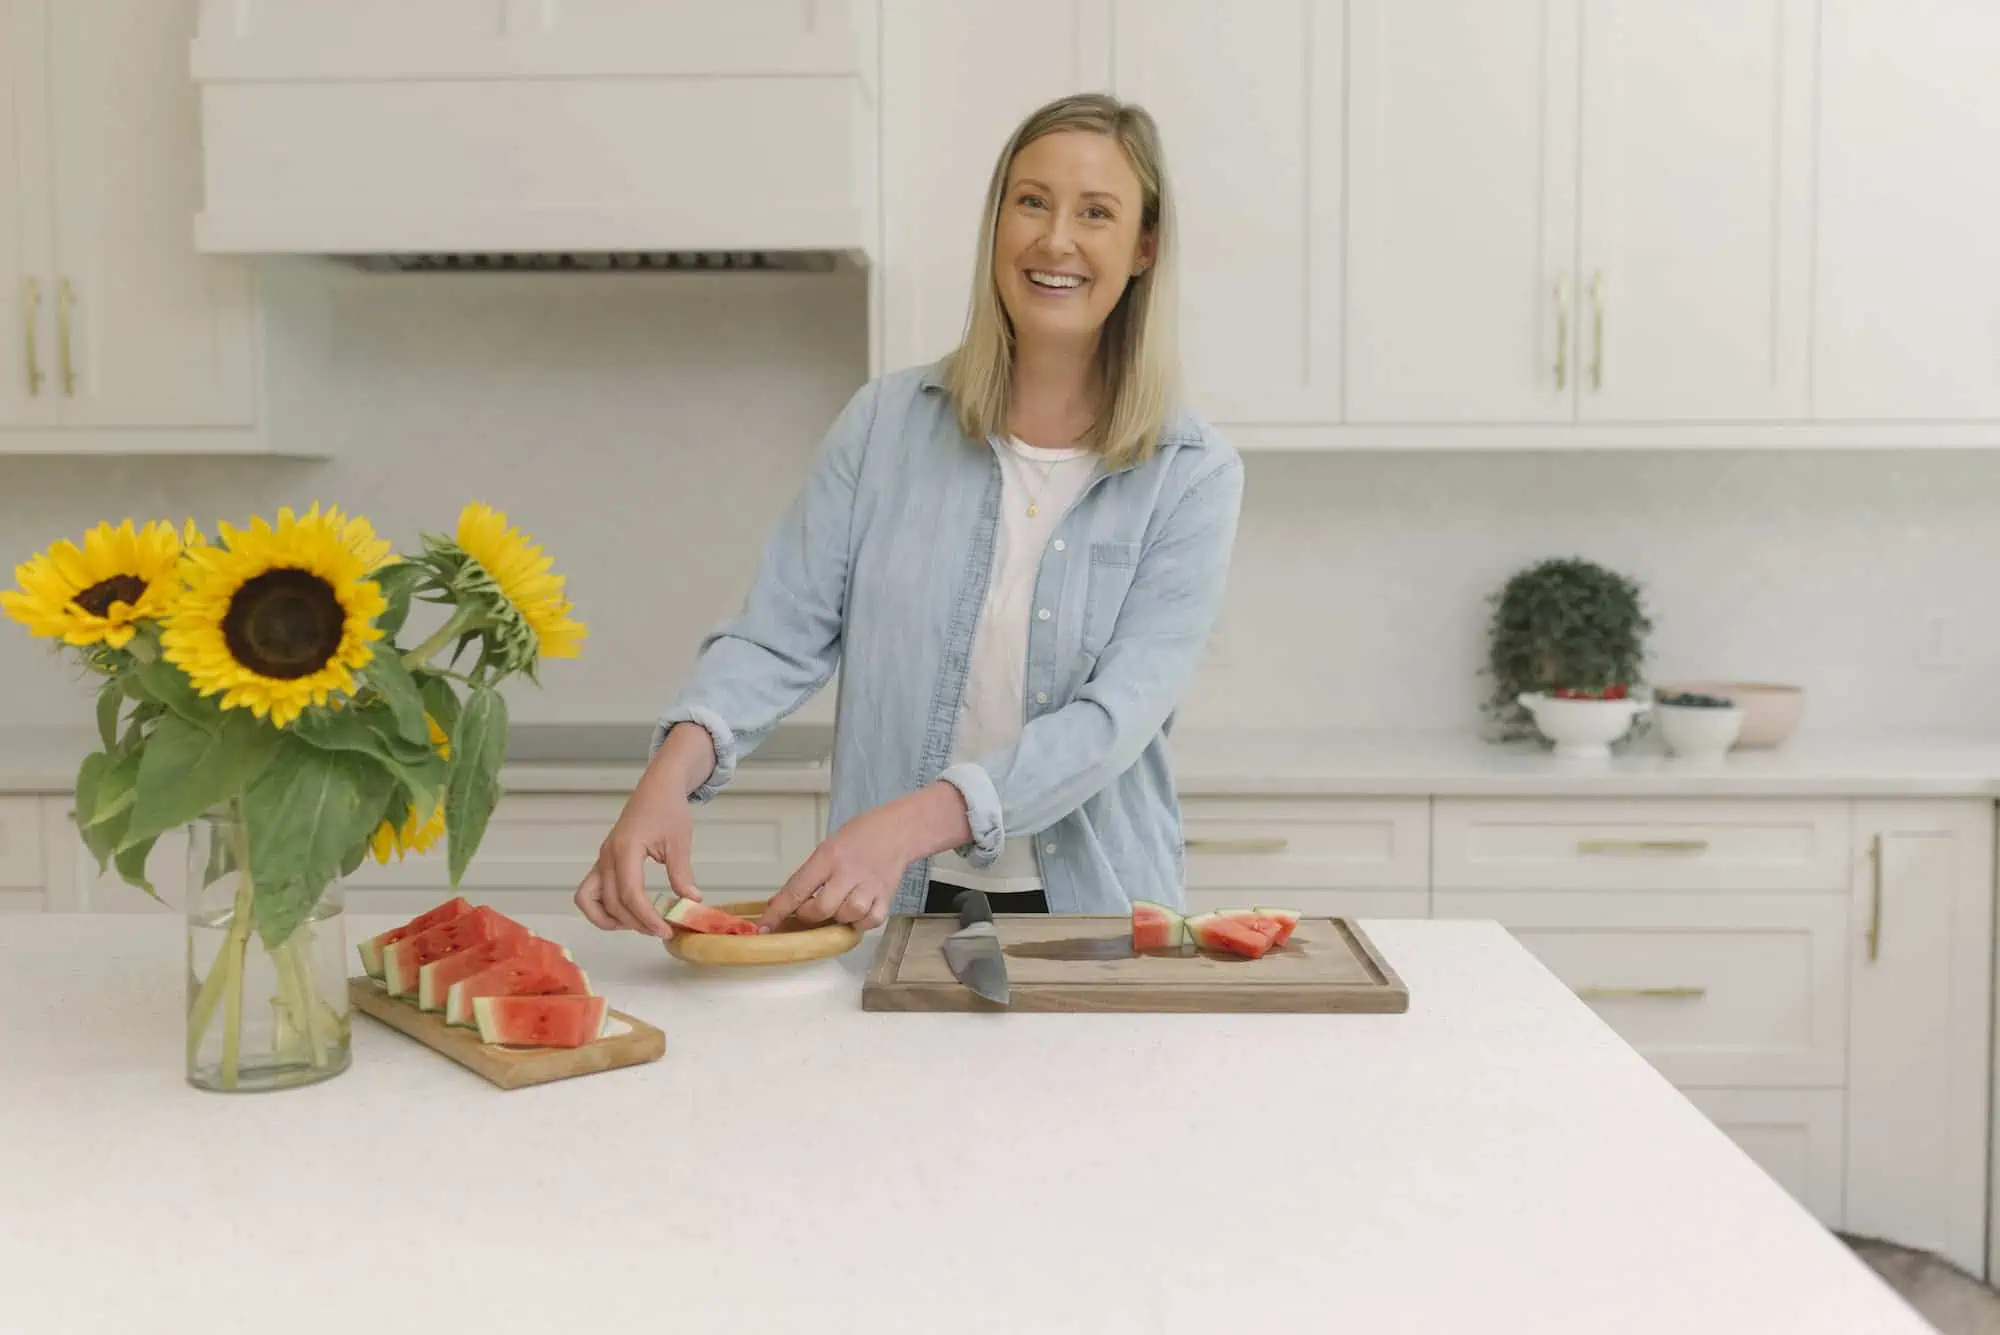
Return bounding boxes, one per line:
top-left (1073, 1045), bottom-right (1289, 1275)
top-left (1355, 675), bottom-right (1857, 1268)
top-left (953, 889), bottom-right (994, 925)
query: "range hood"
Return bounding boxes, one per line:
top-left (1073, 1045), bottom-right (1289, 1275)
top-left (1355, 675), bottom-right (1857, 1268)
top-left (188, 1), bottom-right (876, 270)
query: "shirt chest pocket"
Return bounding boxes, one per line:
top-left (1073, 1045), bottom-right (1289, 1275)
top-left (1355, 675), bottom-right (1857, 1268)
top-left (1080, 541), bottom-right (1142, 656)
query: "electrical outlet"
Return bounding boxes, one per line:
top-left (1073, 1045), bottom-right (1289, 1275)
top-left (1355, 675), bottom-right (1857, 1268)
top-left (1916, 611), bottom-right (1958, 669)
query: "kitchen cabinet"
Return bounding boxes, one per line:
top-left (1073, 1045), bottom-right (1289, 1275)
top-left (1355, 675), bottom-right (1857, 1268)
top-left (0, 797), bottom-right (46, 912)
top-left (1344, 0), bottom-right (1814, 426)
top-left (1108, 0), bottom-right (1344, 427)
top-left (0, 0), bottom-right (263, 454)
top-left (1812, 0), bottom-right (2000, 420)
top-left (1843, 799), bottom-right (1992, 1279)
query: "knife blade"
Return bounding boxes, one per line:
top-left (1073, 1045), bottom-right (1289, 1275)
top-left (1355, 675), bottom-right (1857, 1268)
top-left (942, 889), bottom-right (1009, 1006)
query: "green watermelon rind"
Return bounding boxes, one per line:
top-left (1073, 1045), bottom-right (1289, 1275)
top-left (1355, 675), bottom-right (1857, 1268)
top-left (356, 897), bottom-right (474, 981)
top-left (657, 893), bottom-right (757, 935)
top-left (472, 993), bottom-right (609, 1048)
top-left (1130, 899), bottom-right (1188, 949)
top-left (446, 965), bottom-right (592, 1029)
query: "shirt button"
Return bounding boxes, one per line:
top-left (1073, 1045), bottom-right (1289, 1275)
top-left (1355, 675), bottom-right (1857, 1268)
top-left (1035, 692), bottom-right (1048, 705)
top-left (1044, 842), bottom-right (1057, 855)
top-left (1053, 539), bottom-right (1066, 552)
top-left (1036, 608), bottom-right (1050, 621)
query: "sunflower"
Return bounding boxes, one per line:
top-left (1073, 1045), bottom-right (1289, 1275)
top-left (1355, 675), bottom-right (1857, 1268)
top-left (454, 502), bottom-right (586, 661)
top-left (1, 520), bottom-right (186, 649)
top-left (367, 713), bottom-right (451, 864)
top-left (162, 505), bottom-right (391, 728)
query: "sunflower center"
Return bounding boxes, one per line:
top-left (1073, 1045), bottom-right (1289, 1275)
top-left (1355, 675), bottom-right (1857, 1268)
top-left (222, 568), bottom-right (345, 679)
top-left (72, 575), bottom-right (149, 618)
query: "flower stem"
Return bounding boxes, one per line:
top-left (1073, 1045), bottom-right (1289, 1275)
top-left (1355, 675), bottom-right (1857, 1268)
top-left (402, 605), bottom-right (479, 671)
top-left (279, 937), bottom-right (327, 1069)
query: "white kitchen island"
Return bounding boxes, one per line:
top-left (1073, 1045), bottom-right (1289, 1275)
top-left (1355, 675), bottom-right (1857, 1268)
top-left (0, 914), bottom-right (1934, 1335)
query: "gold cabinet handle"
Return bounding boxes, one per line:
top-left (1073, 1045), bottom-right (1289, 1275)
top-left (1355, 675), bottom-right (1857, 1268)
top-left (1576, 838), bottom-right (1710, 856)
top-left (1589, 270), bottom-right (1604, 390)
top-left (1183, 836), bottom-right (1289, 855)
top-left (1576, 985), bottom-right (1707, 1000)
top-left (1553, 273), bottom-right (1570, 390)
top-left (57, 278), bottom-right (76, 396)
top-left (21, 279), bottom-right (42, 395)
top-left (1866, 833), bottom-right (1883, 963)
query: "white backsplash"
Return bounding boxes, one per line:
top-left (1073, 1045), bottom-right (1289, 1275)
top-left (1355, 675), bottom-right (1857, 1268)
top-left (4, 272), bottom-right (1997, 740)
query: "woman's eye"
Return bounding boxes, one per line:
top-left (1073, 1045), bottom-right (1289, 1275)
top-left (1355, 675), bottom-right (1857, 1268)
top-left (1017, 193), bottom-right (1046, 209)
top-left (1085, 205), bottom-right (1113, 221)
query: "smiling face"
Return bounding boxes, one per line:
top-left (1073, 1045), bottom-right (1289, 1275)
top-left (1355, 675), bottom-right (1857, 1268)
top-left (992, 129), bottom-right (1157, 352)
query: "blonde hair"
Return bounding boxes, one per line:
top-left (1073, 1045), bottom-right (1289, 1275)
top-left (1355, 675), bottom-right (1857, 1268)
top-left (942, 92), bottom-right (1181, 472)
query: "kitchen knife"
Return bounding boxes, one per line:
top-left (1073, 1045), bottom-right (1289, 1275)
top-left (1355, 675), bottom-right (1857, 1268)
top-left (942, 889), bottom-right (1009, 1006)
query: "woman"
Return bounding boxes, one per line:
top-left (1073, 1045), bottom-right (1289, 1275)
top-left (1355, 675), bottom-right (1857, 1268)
top-left (574, 91), bottom-right (1243, 939)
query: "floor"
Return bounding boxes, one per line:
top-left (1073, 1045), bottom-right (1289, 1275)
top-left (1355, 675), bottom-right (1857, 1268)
top-left (1841, 1235), bottom-right (2000, 1335)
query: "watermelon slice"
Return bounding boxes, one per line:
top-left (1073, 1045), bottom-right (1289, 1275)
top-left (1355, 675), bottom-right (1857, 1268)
top-left (446, 953), bottom-right (591, 1028)
top-left (1186, 912), bottom-right (1273, 959)
top-left (1223, 912), bottom-right (1285, 947)
top-left (1131, 899), bottom-right (1187, 951)
top-left (382, 906), bottom-right (531, 997)
top-left (653, 893), bottom-right (759, 935)
top-left (418, 935), bottom-right (570, 1012)
top-left (473, 994), bottom-right (609, 1049)
top-left (357, 896), bottom-right (472, 980)
top-left (1252, 907), bottom-right (1302, 946)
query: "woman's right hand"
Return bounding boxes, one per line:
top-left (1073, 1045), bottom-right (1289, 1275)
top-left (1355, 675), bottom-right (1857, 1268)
top-left (574, 724), bottom-right (714, 937)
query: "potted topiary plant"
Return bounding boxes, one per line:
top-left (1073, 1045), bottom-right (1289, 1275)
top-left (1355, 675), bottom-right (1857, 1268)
top-left (1479, 556), bottom-right (1654, 754)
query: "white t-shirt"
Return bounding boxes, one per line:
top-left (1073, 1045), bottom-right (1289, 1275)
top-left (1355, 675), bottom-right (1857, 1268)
top-left (928, 435), bottom-right (1097, 895)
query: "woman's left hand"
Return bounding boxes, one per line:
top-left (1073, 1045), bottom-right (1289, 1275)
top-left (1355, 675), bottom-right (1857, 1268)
top-left (759, 784), bottom-right (972, 933)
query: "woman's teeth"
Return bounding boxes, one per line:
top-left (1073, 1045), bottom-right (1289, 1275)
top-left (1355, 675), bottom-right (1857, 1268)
top-left (1028, 271), bottom-right (1084, 290)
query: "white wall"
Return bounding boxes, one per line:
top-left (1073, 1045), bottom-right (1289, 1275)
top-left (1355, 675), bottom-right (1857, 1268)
top-left (4, 273), bottom-right (1997, 738)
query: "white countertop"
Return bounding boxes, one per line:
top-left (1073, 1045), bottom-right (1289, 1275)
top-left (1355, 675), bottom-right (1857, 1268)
top-left (0, 913), bottom-right (1933, 1335)
top-left (3, 722), bottom-right (1997, 798)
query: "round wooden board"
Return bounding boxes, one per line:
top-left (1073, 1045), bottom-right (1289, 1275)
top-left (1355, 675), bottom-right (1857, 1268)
top-left (665, 899), bottom-right (861, 967)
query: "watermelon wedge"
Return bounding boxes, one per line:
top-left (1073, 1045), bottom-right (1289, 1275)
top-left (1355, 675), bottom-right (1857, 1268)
top-left (653, 893), bottom-right (759, 935)
top-left (1252, 907), bottom-right (1302, 946)
top-left (473, 994), bottom-right (609, 1049)
top-left (1223, 913), bottom-right (1285, 947)
top-left (382, 906), bottom-right (531, 997)
top-left (446, 953), bottom-right (591, 1028)
top-left (1131, 899), bottom-right (1187, 951)
top-left (357, 897), bottom-right (472, 980)
top-left (418, 935), bottom-right (571, 1012)
top-left (1186, 912), bottom-right (1273, 959)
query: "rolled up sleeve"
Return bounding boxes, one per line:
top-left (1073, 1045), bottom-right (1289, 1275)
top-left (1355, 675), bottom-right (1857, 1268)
top-left (648, 380), bottom-right (878, 801)
top-left (942, 451), bottom-right (1244, 855)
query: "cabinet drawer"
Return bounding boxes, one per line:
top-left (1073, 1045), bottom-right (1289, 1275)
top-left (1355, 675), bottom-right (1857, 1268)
top-left (1433, 798), bottom-right (1850, 891)
top-left (0, 797), bottom-right (43, 889)
top-left (1186, 888), bottom-right (1428, 921)
top-left (342, 792), bottom-right (819, 898)
top-left (1682, 1088), bottom-right (1846, 1229)
top-left (1435, 890), bottom-right (1849, 1086)
top-left (1179, 798), bottom-right (1428, 889)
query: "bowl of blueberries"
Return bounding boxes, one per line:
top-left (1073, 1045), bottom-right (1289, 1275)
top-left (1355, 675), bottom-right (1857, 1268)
top-left (1651, 689), bottom-right (1746, 758)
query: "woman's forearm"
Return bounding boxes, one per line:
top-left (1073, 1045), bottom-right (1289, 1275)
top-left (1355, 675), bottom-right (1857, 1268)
top-left (895, 781), bottom-right (975, 863)
top-left (645, 721), bottom-right (719, 801)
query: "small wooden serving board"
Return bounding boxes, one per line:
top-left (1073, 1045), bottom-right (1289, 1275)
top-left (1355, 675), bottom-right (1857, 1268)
top-left (348, 977), bottom-right (665, 1089)
top-left (862, 915), bottom-right (1409, 1013)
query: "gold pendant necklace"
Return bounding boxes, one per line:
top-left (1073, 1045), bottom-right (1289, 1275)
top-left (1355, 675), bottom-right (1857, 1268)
top-left (1021, 454), bottom-right (1066, 518)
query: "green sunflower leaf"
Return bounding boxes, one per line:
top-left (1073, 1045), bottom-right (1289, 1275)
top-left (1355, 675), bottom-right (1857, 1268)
top-left (118, 712), bottom-right (283, 855)
top-left (132, 654), bottom-right (222, 732)
top-left (362, 652), bottom-right (429, 748)
top-left (242, 737), bottom-right (397, 950)
top-left (446, 686), bottom-right (509, 887)
top-left (96, 680), bottom-right (121, 751)
top-left (414, 672), bottom-right (461, 744)
top-left (293, 704), bottom-right (446, 822)
top-left (371, 562), bottom-right (425, 641)
top-left (114, 834), bottom-right (160, 900)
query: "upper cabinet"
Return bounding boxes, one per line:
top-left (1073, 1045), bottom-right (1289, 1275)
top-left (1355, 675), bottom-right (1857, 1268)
top-left (1812, 0), bottom-right (2000, 421)
top-left (0, 0), bottom-right (264, 454)
top-left (1110, 0), bottom-right (1345, 428)
top-left (1345, 0), bottom-right (1815, 427)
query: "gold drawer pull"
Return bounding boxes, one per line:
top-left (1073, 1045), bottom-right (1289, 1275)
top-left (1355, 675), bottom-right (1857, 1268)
top-left (1184, 836), bottom-right (1289, 855)
top-left (1576, 985), bottom-right (1707, 1000)
top-left (1576, 838), bottom-right (1710, 856)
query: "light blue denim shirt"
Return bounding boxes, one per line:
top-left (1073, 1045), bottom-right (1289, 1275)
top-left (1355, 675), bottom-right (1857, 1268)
top-left (649, 361), bottom-right (1244, 915)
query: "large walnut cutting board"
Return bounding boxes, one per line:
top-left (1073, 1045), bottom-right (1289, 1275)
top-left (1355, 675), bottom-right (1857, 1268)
top-left (861, 915), bottom-right (1409, 1013)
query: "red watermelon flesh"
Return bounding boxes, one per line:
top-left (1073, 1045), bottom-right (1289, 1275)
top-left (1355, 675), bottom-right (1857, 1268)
top-left (1220, 911), bottom-right (1286, 947)
top-left (473, 994), bottom-right (608, 1049)
top-left (1185, 913), bottom-right (1273, 959)
top-left (382, 906), bottom-right (530, 997)
top-left (1131, 900), bottom-right (1187, 951)
top-left (658, 895), bottom-right (759, 935)
top-left (358, 896), bottom-right (472, 980)
top-left (418, 935), bottom-right (568, 1013)
top-left (446, 952), bottom-right (590, 1028)
top-left (1252, 908), bottom-right (1301, 946)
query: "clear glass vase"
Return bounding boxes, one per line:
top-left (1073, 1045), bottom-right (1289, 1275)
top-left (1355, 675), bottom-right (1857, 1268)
top-left (184, 811), bottom-right (352, 1092)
